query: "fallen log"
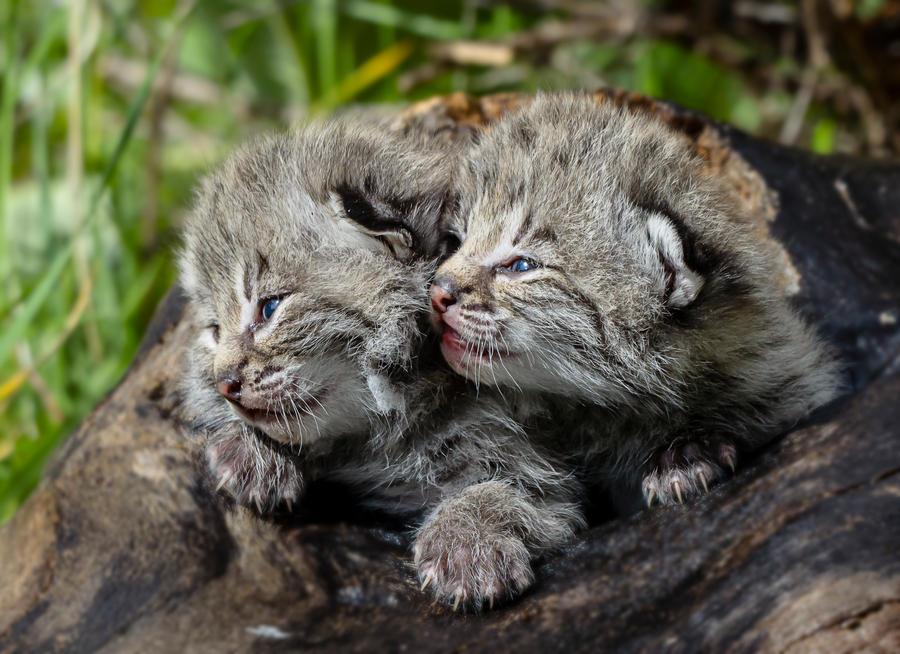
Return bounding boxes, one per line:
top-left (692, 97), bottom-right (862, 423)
top-left (1, 91), bottom-right (898, 653)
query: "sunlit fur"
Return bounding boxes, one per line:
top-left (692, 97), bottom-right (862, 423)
top-left (178, 121), bottom-right (584, 611)
top-left (435, 92), bottom-right (840, 507)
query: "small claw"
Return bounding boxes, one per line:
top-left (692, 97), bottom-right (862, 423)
top-left (645, 488), bottom-right (657, 507)
top-left (252, 494), bottom-right (264, 514)
top-left (215, 470), bottom-right (234, 492)
top-left (720, 446), bottom-right (737, 472)
top-left (673, 480), bottom-right (683, 504)
top-left (284, 497), bottom-right (293, 512)
top-left (453, 592), bottom-right (462, 612)
top-left (698, 471), bottom-right (709, 493)
top-left (488, 595), bottom-right (494, 610)
top-left (420, 572), bottom-right (434, 592)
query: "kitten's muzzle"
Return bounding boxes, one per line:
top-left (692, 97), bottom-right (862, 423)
top-left (217, 377), bottom-right (276, 423)
top-left (430, 280), bottom-right (477, 350)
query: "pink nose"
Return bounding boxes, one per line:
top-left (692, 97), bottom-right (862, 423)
top-left (430, 284), bottom-right (456, 313)
top-left (216, 378), bottom-right (242, 403)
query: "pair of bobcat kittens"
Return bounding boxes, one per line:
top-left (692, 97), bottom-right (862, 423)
top-left (179, 92), bottom-right (838, 611)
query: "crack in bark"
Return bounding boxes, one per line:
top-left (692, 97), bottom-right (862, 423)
top-left (777, 598), bottom-right (900, 654)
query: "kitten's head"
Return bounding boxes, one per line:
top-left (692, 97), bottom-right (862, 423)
top-left (180, 121), bottom-right (451, 446)
top-left (432, 93), bottom-right (768, 406)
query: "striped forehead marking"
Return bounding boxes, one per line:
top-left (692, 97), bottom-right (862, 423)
top-left (233, 262), bottom-right (256, 329)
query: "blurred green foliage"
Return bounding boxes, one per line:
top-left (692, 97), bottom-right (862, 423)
top-left (0, 0), bottom-right (870, 523)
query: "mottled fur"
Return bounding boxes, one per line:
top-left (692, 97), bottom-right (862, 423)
top-left (433, 92), bottom-right (840, 508)
top-left (178, 121), bottom-right (583, 610)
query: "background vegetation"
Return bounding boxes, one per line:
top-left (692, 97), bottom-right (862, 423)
top-left (0, 0), bottom-right (897, 523)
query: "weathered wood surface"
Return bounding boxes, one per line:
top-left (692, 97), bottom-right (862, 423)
top-left (1, 92), bottom-right (898, 653)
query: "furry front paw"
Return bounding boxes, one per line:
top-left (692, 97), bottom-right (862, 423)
top-left (413, 516), bottom-right (533, 612)
top-left (642, 439), bottom-right (737, 506)
top-left (206, 432), bottom-right (302, 513)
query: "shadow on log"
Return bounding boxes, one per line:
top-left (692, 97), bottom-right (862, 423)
top-left (1, 92), bottom-right (899, 653)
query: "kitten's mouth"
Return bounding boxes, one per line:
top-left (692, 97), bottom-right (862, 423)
top-left (231, 404), bottom-right (278, 423)
top-left (440, 330), bottom-right (492, 375)
top-left (440, 326), bottom-right (479, 355)
top-left (227, 388), bottom-right (331, 426)
top-left (437, 320), bottom-right (516, 368)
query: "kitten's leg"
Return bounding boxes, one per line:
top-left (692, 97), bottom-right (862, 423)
top-left (413, 480), bottom-right (582, 611)
top-left (641, 438), bottom-right (737, 506)
top-left (206, 426), bottom-right (303, 513)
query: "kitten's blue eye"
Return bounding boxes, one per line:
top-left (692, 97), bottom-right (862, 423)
top-left (507, 257), bottom-right (537, 273)
top-left (260, 297), bottom-right (280, 322)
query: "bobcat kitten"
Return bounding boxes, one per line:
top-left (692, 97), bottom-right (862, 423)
top-left (431, 92), bottom-right (839, 507)
top-left (178, 121), bottom-right (583, 610)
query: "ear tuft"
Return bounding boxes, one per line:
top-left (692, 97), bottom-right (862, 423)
top-left (646, 214), bottom-right (703, 308)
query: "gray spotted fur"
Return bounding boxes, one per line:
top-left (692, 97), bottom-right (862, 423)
top-left (435, 91), bottom-right (840, 508)
top-left (178, 120), bottom-right (583, 611)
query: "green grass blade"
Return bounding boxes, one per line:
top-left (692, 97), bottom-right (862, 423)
top-left (268, 8), bottom-right (311, 107)
top-left (32, 75), bottom-right (52, 233)
top-left (19, 9), bottom-right (65, 81)
top-left (0, 244), bottom-right (73, 371)
top-left (85, 44), bottom-right (167, 218)
top-left (0, 8), bottom-right (193, 371)
top-left (320, 40), bottom-right (413, 107)
top-left (0, 0), bottom-right (22, 283)
top-left (313, 0), bottom-right (338, 96)
top-left (340, 2), bottom-right (464, 40)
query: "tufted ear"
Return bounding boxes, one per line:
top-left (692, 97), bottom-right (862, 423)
top-left (646, 214), bottom-right (704, 308)
top-left (335, 186), bottom-right (415, 260)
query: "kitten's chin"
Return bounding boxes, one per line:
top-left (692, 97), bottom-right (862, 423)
top-left (229, 406), bottom-right (312, 445)
top-left (440, 329), bottom-right (482, 378)
top-left (439, 330), bottom-right (519, 386)
top-left (440, 333), bottom-right (584, 397)
top-left (255, 382), bottom-right (373, 446)
top-left (247, 412), bottom-right (341, 447)
top-left (228, 387), bottom-right (337, 446)
top-left (255, 420), bottom-right (311, 445)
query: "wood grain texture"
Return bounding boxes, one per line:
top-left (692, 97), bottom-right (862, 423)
top-left (1, 92), bottom-right (898, 653)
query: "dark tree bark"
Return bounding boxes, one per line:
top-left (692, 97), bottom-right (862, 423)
top-left (1, 92), bottom-right (898, 654)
